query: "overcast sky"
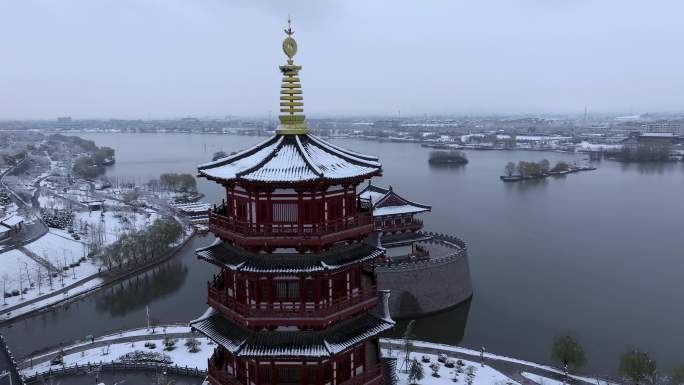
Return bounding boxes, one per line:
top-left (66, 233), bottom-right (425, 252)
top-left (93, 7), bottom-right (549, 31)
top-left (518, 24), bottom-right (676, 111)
top-left (1, 0), bottom-right (683, 119)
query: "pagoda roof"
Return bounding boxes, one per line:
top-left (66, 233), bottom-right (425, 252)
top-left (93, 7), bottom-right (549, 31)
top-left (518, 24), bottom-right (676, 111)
top-left (196, 240), bottom-right (384, 274)
top-left (197, 134), bottom-right (381, 185)
top-left (191, 292), bottom-right (394, 358)
top-left (359, 184), bottom-right (431, 216)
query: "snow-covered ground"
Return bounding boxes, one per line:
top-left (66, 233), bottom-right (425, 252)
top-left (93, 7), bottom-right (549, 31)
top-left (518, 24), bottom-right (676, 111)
top-left (22, 335), bottom-right (213, 377)
top-left (522, 372), bottom-right (563, 385)
top-left (0, 249), bottom-right (37, 292)
top-left (72, 209), bottom-right (159, 246)
top-left (385, 349), bottom-right (518, 385)
top-left (26, 325), bottom-right (195, 363)
top-left (384, 340), bottom-right (618, 385)
top-left (0, 229), bottom-right (103, 318)
top-left (25, 230), bottom-right (89, 269)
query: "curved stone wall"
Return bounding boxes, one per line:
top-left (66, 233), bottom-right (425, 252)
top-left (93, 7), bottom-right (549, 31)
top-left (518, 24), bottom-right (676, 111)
top-left (376, 232), bottom-right (473, 319)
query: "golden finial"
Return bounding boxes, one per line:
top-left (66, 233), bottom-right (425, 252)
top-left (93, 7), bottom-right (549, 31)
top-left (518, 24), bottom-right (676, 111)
top-left (277, 17), bottom-right (308, 135)
top-left (282, 17), bottom-right (298, 60)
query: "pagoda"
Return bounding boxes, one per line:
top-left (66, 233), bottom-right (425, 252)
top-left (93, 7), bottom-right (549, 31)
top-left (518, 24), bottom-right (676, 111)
top-left (191, 19), bottom-right (394, 385)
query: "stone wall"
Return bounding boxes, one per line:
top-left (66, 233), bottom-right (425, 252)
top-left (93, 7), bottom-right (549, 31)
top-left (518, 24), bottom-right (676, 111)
top-left (376, 233), bottom-right (472, 319)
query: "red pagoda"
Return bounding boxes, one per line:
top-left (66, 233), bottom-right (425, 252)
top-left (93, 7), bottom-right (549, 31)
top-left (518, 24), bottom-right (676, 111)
top-left (191, 19), bottom-right (394, 385)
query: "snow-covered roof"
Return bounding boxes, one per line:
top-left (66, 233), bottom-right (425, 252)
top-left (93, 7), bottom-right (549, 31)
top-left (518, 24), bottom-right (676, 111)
top-left (373, 205), bottom-right (429, 216)
top-left (191, 308), bottom-right (393, 358)
top-left (196, 240), bottom-right (384, 274)
top-left (198, 134), bottom-right (381, 184)
top-left (359, 184), bottom-right (431, 217)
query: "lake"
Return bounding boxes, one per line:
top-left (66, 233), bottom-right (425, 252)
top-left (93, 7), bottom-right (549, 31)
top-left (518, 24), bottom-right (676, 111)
top-left (3, 132), bottom-right (684, 378)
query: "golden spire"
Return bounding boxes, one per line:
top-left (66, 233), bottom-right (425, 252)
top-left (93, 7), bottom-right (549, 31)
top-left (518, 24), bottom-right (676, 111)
top-left (277, 17), bottom-right (308, 135)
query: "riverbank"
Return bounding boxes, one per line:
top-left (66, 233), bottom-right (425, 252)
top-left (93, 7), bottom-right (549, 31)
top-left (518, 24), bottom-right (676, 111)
top-left (17, 324), bottom-right (617, 385)
top-left (0, 227), bottom-right (194, 325)
top-left (10, 132), bottom-right (680, 375)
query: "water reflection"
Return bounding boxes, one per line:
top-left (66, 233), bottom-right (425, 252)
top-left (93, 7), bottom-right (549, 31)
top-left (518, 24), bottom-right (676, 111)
top-left (428, 163), bottom-right (468, 174)
top-left (95, 261), bottom-right (189, 317)
top-left (502, 177), bottom-right (550, 193)
top-left (619, 161), bottom-right (683, 175)
top-left (386, 299), bottom-right (471, 345)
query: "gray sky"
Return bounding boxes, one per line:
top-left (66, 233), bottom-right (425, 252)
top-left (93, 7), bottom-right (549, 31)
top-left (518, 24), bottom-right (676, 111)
top-left (1, 0), bottom-right (683, 119)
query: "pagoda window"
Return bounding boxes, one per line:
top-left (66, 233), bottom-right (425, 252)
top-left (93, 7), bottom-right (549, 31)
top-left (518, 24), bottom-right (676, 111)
top-left (236, 279), bottom-right (247, 303)
top-left (277, 366), bottom-right (301, 384)
top-left (249, 361), bottom-right (257, 385)
top-left (307, 366), bottom-right (318, 385)
top-left (260, 365), bottom-right (271, 385)
top-left (331, 274), bottom-right (346, 300)
top-left (273, 202), bottom-right (298, 223)
top-left (259, 280), bottom-right (270, 304)
top-left (328, 198), bottom-right (343, 220)
top-left (350, 268), bottom-right (360, 292)
top-left (303, 201), bottom-right (312, 222)
top-left (354, 345), bottom-right (365, 374)
top-left (237, 200), bottom-right (248, 220)
top-left (258, 201), bottom-right (269, 223)
top-left (322, 361), bottom-right (332, 385)
top-left (237, 359), bottom-right (247, 384)
top-left (303, 278), bottom-right (315, 302)
top-left (346, 194), bottom-right (356, 217)
top-left (336, 355), bottom-right (351, 383)
top-left (275, 280), bottom-right (300, 301)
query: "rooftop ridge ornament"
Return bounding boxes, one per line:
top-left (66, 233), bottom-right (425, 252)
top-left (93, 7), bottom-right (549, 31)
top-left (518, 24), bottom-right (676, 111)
top-left (277, 17), bottom-right (309, 135)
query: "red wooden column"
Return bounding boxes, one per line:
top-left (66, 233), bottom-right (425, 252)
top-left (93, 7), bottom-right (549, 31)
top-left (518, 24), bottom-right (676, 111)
top-left (297, 189), bottom-right (304, 234)
top-left (266, 189), bottom-right (273, 234)
top-left (342, 185), bottom-right (348, 219)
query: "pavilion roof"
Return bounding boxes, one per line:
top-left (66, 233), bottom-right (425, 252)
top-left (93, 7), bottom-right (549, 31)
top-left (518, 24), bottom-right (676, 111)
top-left (196, 240), bottom-right (384, 274)
top-left (191, 294), bottom-right (394, 358)
top-left (197, 134), bottom-right (381, 185)
top-left (359, 184), bottom-right (431, 217)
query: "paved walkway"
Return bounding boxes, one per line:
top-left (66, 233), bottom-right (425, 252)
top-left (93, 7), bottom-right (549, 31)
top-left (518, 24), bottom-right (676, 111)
top-left (21, 329), bottom-right (616, 385)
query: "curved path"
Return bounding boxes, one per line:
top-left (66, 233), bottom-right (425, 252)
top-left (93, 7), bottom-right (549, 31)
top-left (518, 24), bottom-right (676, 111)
top-left (19, 325), bottom-right (617, 385)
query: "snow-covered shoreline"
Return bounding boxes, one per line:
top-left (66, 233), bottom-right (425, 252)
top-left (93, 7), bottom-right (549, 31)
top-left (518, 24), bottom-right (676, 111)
top-left (19, 327), bottom-right (616, 385)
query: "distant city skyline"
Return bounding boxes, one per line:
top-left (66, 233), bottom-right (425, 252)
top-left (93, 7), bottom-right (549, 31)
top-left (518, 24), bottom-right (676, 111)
top-left (1, 0), bottom-right (684, 119)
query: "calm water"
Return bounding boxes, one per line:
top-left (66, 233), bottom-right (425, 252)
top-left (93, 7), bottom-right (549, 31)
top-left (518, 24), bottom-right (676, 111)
top-left (4, 133), bottom-right (684, 377)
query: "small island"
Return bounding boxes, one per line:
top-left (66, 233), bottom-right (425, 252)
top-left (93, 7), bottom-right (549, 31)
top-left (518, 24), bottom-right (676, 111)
top-left (500, 159), bottom-right (596, 182)
top-left (428, 150), bottom-right (469, 165)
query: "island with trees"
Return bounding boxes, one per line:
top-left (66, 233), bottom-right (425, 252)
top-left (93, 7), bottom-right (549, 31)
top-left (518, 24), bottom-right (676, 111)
top-left (428, 150), bottom-right (469, 165)
top-left (500, 159), bottom-right (596, 182)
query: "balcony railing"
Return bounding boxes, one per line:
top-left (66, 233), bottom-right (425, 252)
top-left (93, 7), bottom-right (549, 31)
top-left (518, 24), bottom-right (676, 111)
top-left (208, 360), bottom-right (381, 385)
top-left (209, 206), bottom-right (372, 239)
top-left (208, 284), bottom-right (378, 323)
top-left (375, 218), bottom-right (423, 233)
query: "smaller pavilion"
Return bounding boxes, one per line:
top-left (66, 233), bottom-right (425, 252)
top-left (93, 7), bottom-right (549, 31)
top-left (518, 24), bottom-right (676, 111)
top-left (358, 184), bottom-right (431, 259)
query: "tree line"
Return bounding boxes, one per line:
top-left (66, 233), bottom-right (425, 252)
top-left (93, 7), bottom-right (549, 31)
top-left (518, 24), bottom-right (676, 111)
top-left (72, 146), bottom-right (116, 179)
top-left (504, 159), bottom-right (571, 177)
top-left (97, 218), bottom-right (183, 271)
top-left (157, 173), bottom-right (197, 192)
top-left (608, 143), bottom-right (672, 162)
